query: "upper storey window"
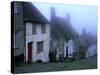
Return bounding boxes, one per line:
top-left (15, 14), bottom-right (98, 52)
top-left (32, 24), bottom-right (37, 34)
top-left (41, 24), bottom-right (46, 33)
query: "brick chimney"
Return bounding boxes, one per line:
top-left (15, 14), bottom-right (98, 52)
top-left (51, 7), bottom-right (55, 20)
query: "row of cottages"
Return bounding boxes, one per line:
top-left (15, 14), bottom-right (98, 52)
top-left (50, 7), bottom-right (78, 61)
top-left (75, 32), bottom-right (97, 59)
top-left (12, 1), bottom-right (78, 63)
top-left (12, 2), bottom-right (50, 63)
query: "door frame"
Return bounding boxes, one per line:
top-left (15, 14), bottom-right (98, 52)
top-left (66, 46), bottom-right (68, 58)
top-left (27, 42), bottom-right (33, 64)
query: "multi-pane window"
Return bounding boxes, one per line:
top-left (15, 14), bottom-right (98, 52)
top-left (13, 32), bottom-right (19, 48)
top-left (37, 41), bottom-right (44, 53)
top-left (32, 24), bottom-right (37, 34)
top-left (41, 24), bottom-right (46, 33)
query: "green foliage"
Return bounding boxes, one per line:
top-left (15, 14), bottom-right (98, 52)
top-left (15, 55), bottom-right (97, 73)
top-left (59, 54), bottom-right (64, 62)
top-left (75, 47), bottom-right (86, 60)
top-left (49, 51), bottom-right (56, 62)
top-left (35, 59), bottom-right (42, 63)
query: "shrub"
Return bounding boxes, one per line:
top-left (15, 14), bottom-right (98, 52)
top-left (36, 59), bottom-right (42, 63)
top-left (59, 54), bottom-right (64, 62)
top-left (49, 51), bottom-right (56, 62)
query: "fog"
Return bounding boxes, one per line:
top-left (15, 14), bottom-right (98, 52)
top-left (33, 3), bottom-right (97, 36)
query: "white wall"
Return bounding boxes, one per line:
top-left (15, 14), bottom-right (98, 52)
top-left (25, 22), bottom-right (50, 62)
top-left (86, 44), bottom-right (97, 58)
top-left (64, 39), bottom-right (74, 58)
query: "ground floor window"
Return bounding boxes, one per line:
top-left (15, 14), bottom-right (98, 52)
top-left (13, 32), bottom-right (19, 49)
top-left (37, 41), bottom-right (44, 53)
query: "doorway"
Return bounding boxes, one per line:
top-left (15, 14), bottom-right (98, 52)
top-left (28, 42), bottom-right (33, 64)
top-left (66, 46), bottom-right (68, 58)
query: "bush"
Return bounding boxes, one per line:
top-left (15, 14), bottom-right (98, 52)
top-left (36, 59), bottom-right (42, 63)
top-left (15, 54), bottom-right (24, 64)
top-left (49, 51), bottom-right (56, 62)
top-left (59, 55), bottom-right (64, 62)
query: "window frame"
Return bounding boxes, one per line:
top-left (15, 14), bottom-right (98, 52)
top-left (41, 24), bottom-right (46, 33)
top-left (13, 32), bottom-right (19, 49)
top-left (37, 41), bottom-right (44, 53)
top-left (32, 23), bottom-right (37, 34)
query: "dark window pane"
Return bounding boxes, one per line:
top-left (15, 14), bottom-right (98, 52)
top-left (32, 24), bottom-right (36, 34)
top-left (37, 41), bottom-right (44, 53)
top-left (41, 24), bottom-right (46, 33)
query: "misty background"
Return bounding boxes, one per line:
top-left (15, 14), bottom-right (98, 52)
top-left (33, 3), bottom-right (97, 36)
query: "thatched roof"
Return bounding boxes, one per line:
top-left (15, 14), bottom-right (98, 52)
top-left (23, 2), bottom-right (49, 24)
top-left (11, 1), bottom-right (49, 24)
top-left (51, 16), bottom-right (78, 40)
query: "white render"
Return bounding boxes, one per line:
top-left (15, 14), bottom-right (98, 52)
top-left (25, 22), bottom-right (50, 62)
top-left (56, 48), bottom-right (60, 61)
top-left (86, 44), bottom-right (97, 58)
top-left (64, 39), bottom-right (75, 58)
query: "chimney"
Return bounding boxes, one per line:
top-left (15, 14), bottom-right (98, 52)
top-left (66, 13), bottom-right (71, 24)
top-left (51, 7), bottom-right (55, 20)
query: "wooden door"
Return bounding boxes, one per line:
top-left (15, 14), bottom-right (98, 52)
top-left (66, 47), bottom-right (68, 58)
top-left (28, 42), bottom-right (32, 64)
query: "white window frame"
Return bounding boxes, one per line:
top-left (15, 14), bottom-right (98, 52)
top-left (13, 32), bottom-right (19, 49)
top-left (37, 41), bottom-right (44, 53)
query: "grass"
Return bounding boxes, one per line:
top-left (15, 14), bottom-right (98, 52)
top-left (14, 55), bottom-right (97, 74)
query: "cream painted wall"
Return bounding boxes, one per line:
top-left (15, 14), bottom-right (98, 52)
top-left (25, 22), bottom-right (50, 62)
top-left (86, 44), bottom-right (97, 58)
top-left (64, 39), bottom-right (74, 58)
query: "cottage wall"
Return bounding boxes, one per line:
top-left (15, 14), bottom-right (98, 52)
top-left (86, 44), bottom-right (97, 58)
top-left (25, 22), bottom-right (50, 62)
top-left (13, 2), bottom-right (25, 57)
top-left (64, 39), bottom-right (75, 58)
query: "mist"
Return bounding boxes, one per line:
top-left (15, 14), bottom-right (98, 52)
top-left (33, 3), bottom-right (97, 36)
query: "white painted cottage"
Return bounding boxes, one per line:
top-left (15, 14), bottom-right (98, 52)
top-left (86, 44), bottom-right (97, 58)
top-left (64, 39), bottom-right (75, 58)
top-left (23, 3), bottom-right (50, 63)
top-left (25, 23), bottom-right (50, 63)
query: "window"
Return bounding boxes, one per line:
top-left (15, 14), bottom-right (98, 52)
top-left (13, 32), bottom-right (19, 49)
top-left (41, 24), bottom-right (46, 33)
top-left (53, 40), bottom-right (57, 46)
top-left (32, 24), bottom-right (37, 34)
top-left (37, 41), bottom-right (44, 53)
top-left (14, 2), bottom-right (18, 14)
